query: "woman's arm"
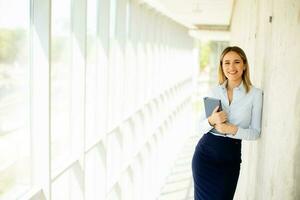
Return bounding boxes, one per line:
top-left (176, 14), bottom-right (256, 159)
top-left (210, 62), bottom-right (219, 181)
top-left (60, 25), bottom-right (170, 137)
top-left (197, 87), bottom-right (228, 135)
top-left (228, 89), bottom-right (263, 140)
top-left (214, 89), bottom-right (263, 140)
top-left (198, 103), bottom-right (227, 134)
top-left (197, 111), bottom-right (214, 134)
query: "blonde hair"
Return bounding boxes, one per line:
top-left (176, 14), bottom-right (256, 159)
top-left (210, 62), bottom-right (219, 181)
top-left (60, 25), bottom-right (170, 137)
top-left (218, 46), bottom-right (252, 93)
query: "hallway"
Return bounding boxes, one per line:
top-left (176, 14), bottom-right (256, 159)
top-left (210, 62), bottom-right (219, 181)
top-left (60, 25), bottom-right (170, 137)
top-left (157, 135), bottom-right (198, 200)
top-left (1, 0), bottom-right (300, 199)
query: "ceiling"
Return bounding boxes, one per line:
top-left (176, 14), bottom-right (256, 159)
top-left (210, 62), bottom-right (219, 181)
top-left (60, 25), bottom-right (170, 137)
top-left (141, 0), bottom-right (235, 40)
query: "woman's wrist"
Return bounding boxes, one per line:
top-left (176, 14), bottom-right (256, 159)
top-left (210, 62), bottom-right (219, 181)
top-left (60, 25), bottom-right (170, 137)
top-left (227, 124), bottom-right (238, 135)
top-left (208, 116), bottom-right (215, 126)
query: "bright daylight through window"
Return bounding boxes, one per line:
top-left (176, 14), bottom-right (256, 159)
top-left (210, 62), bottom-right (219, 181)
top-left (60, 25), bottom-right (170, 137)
top-left (0, 0), bottom-right (30, 199)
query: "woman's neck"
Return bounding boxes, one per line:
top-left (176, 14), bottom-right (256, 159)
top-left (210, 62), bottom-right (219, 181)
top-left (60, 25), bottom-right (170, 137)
top-left (226, 80), bottom-right (242, 90)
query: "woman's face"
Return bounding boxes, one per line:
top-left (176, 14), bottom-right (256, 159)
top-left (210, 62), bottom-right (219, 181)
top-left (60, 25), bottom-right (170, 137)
top-left (222, 51), bottom-right (244, 82)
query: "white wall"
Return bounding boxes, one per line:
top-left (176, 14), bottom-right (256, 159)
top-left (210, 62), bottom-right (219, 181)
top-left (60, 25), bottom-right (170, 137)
top-left (230, 0), bottom-right (300, 199)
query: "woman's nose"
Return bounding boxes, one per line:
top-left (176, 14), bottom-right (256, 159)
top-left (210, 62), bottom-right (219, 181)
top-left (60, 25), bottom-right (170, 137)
top-left (228, 63), bottom-right (235, 69)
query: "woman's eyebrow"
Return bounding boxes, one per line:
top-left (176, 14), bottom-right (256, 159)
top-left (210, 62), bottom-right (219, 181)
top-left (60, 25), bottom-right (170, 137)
top-left (224, 59), bottom-right (242, 62)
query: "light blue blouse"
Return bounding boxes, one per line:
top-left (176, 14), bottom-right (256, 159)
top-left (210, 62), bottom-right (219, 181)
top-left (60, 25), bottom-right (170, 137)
top-left (198, 81), bottom-right (263, 140)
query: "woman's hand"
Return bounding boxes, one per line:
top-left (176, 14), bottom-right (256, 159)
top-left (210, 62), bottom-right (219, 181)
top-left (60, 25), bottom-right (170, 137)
top-left (214, 123), bottom-right (238, 135)
top-left (208, 106), bottom-right (227, 126)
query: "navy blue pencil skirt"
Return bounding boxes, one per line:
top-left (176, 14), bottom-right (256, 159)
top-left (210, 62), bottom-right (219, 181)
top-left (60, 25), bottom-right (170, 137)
top-left (192, 132), bottom-right (242, 200)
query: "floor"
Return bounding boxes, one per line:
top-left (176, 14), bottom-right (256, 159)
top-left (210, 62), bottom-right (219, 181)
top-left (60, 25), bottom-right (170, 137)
top-left (157, 135), bottom-right (199, 200)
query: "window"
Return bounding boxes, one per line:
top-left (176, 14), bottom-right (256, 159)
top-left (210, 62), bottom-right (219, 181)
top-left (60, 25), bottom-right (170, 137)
top-left (86, 0), bottom-right (98, 145)
top-left (0, 0), bottom-right (30, 198)
top-left (51, 0), bottom-right (72, 169)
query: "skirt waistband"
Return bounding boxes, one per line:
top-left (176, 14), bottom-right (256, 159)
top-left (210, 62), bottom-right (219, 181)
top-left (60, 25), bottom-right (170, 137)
top-left (205, 132), bottom-right (241, 145)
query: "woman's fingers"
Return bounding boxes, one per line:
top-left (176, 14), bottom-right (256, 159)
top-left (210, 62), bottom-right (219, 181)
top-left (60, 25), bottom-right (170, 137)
top-left (216, 111), bottom-right (227, 123)
top-left (212, 106), bottom-right (219, 113)
top-left (210, 107), bottom-right (228, 124)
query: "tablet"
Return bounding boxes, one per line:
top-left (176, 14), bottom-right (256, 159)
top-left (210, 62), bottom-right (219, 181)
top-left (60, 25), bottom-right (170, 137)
top-left (203, 97), bottom-right (223, 135)
top-left (203, 97), bottom-right (222, 117)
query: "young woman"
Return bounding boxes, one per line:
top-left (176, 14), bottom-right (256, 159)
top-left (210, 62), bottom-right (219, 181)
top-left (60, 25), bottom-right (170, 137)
top-left (192, 46), bottom-right (263, 200)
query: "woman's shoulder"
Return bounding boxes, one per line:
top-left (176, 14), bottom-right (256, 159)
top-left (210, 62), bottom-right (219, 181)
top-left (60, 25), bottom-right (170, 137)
top-left (211, 85), bottom-right (221, 92)
top-left (250, 85), bottom-right (264, 96)
top-left (206, 84), bottom-right (223, 97)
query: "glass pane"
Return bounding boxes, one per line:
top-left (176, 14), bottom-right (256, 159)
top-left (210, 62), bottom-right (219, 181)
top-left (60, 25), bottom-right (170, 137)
top-left (52, 167), bottom-right (84, 200)
top-left (51, 0), bottom-right (72, 168)
top-left (86, 0), bottom-right (98, 145)
top-left (107, 186), bottom-right (121, 200)
top-left (85, 144), bottom-right (106, 199)
top-left (52, 170), bottom-right (71, 200)
top-left (0, 0), bottom-right (30, 198)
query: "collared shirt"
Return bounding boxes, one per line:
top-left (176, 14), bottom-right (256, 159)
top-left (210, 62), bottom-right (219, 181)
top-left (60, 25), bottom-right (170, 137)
top-left (198, 80), bottom-right (263, 140)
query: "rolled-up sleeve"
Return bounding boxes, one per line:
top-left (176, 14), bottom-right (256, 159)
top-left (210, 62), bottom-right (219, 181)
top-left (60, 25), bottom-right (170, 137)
top-left (198, 110), bottom-right (214, 134)
top-left (197, 88), bottom-right (215, 135)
